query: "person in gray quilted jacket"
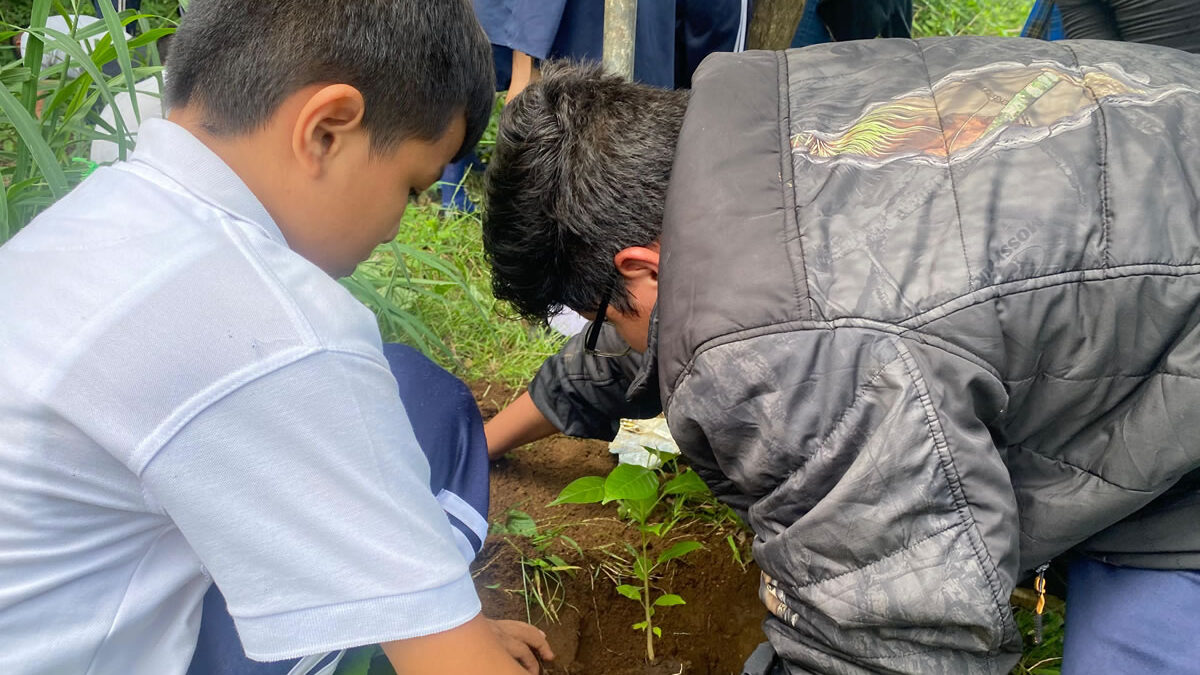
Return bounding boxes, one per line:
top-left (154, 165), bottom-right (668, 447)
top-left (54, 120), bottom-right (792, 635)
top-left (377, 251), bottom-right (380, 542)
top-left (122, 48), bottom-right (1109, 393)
top-left (481, 39), bottom-right (1200, 674)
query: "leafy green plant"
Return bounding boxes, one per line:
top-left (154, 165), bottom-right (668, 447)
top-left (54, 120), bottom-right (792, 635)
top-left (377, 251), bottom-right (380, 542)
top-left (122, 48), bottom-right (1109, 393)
top-left (551, 453), bottom-right (710, 662)
top-left (485, 508), bottom-right (582, 624)
top-left (1, 0), bottom-right (177, 243)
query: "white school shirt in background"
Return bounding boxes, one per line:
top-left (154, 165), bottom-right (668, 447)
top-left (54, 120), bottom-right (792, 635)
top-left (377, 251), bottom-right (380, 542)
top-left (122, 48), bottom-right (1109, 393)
top-left (0, 119), bottom-right (480, 674)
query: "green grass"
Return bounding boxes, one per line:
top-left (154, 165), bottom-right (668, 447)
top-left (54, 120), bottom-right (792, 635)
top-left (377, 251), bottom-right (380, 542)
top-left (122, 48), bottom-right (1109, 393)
top-left (346, 197), bottom-right (566, 389)
top-left (912, 0), bottom-right (1034, 38)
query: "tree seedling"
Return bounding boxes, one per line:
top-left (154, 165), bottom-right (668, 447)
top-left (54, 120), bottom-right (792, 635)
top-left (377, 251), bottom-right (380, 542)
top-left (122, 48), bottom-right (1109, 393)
top-left (550, 452), bottom-right (709, 662)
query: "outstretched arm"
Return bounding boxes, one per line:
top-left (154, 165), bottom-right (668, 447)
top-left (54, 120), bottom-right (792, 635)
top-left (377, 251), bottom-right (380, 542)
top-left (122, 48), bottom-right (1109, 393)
top-left (485, 324), bottom-right (662, 460)
top-left (485, 390), bottom-right (559, 459)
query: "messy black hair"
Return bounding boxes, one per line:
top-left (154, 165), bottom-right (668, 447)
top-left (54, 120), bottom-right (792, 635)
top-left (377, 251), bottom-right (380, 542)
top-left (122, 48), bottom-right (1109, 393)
top-left (166, 0), bottom-right (493, 159)
top-left (483, 61), bottom-right (689, 321)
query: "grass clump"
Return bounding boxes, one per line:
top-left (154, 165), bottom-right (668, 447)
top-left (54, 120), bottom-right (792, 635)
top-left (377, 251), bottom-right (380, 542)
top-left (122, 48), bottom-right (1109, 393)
top-left (912, 0), bottom-right (1034, 38)
top-left (346, 198), bottom-right (566, 389)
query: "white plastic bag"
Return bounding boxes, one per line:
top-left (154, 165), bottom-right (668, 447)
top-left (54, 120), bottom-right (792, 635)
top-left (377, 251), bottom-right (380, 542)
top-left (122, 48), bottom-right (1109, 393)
top-left (608, 416), bottom-right (680, 469)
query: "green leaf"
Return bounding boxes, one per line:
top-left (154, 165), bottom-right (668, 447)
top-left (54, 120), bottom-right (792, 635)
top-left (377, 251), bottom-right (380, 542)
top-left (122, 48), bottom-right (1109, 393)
top-left (623, 496), bottom-right (658, 525)
top-left (498, 509), bottom-right (537, 537)
top-left (662, 469), bottom-right (709, 497)
top-left (549, 475), bottom-right (605, 506)
top-left (0, 172), bottom-right (10, 244)
top-left (657, 540), bottom-right (703, 565)
top-left (603, 463), bottom-right (658, 504)
top-left (560, 535), bottom-right (583, 555)
top-left (615, 584), bottom-right (642, 601)
top-left (632, 621), bottom-right (648, 631)
top-left (654, 594), bottom-right (686, 607)
top-left (642, 522), bottom-right (666, 537)
top-left (97, 0), bottom-right (140, 136)
top-left (653, 626), bottom-right (662, 638)
top-left (633, 555), bottom-right (652, 581)
top-left (727, 533), bottom-right (747, 568)
top-left (646, 447), bottom-right (680, 467)
top-left (0, 86), bottom-right (69, 198)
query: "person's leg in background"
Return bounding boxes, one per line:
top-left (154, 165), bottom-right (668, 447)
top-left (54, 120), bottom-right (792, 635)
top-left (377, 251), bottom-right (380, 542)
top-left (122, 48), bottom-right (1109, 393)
top-left (674, 0), bottom-right (754, 89)
top-left (96, 0), bottom-right (142, 32)
top-left (549, 0), bottom-right (676, 88)
top-left (188, 344), bottom-right (491, 675)
top-left (436, 45), bottom-right (511, 213)
top-left (1062, 556), bottom-right (1200, 675)
top-left (816, 0), bottom-right (912, 41)
top-left (790, 0), bottom-right (833, 48)
top-left (1022, 0), bottom-right (1068, 40)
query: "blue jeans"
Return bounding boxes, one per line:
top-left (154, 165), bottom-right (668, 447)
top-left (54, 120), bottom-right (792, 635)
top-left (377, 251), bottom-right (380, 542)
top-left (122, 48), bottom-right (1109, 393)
top-left (1063, 557), bottom-right (1200, 675)
top-left (187, 344), bottom-right (490, 674)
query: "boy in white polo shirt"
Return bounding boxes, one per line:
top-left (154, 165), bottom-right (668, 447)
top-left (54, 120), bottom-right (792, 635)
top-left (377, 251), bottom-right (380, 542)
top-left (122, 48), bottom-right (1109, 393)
top-left (0, 1), bottom-right (551, 673)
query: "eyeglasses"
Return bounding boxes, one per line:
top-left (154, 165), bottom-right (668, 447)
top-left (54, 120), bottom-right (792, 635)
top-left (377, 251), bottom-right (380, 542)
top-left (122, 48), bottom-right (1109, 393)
top-left (583, 286), bottom-right (632, 358)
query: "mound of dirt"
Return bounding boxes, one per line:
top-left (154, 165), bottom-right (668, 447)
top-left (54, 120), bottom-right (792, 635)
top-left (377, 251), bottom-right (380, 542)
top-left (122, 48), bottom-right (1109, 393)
top-left (471, 384), bottom-right (767, 675)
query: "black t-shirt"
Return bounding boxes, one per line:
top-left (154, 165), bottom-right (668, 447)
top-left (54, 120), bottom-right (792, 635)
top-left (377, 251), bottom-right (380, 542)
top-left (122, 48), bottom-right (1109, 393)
top-left (1058, 0), bottom-right (1200, 53)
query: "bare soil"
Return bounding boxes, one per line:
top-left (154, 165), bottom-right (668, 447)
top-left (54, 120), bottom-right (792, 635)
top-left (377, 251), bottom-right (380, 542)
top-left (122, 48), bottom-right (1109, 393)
top-left (471, 384), bottom-right (766, 675)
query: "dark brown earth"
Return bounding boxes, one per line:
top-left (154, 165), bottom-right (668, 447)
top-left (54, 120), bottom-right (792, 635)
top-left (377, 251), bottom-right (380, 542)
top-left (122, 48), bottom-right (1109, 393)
top-left (471, 384), bottom-right (767, 675)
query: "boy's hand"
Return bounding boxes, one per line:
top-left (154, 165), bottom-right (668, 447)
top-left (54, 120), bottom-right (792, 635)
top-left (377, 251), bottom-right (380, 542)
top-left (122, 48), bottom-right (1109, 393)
top-left (487, 618), bottom-right (555, 674)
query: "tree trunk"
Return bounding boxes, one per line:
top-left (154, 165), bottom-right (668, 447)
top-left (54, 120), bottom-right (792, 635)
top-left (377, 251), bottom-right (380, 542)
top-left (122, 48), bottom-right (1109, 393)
top-left (747, 0), bottom-right (808, 51)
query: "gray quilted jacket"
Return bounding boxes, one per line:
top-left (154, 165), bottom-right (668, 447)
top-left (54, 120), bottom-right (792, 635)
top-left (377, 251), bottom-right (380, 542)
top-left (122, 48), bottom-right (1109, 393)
top-left (529, 37), bottom-right (1200, 673)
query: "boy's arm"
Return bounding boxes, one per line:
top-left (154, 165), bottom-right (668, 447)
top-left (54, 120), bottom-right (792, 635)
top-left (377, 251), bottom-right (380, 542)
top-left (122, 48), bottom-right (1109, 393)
top-left (487, 324), bottom-right (662, 459)
top-left (505, 50), bottom-right (537, 104)
top-left (383, 615), bottom-right (552, 675)
top-left (485, 391), bottom-right (559, 459)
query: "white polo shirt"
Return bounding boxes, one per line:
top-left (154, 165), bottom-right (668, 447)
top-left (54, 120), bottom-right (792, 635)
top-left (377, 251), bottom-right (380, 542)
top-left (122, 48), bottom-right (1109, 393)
top-left (0, 119), bottom-right (480, 674)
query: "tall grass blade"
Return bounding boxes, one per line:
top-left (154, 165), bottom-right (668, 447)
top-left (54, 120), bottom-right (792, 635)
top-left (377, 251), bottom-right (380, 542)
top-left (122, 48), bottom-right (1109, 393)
top-left (0, 167), bottom-right (9, 243)
top-left (0, 84), bottom-right (69, 196)
top-left (96, 0), bottom-right (140, 143)
top-left (13, 0), bottom-right (51, 185)
top-left (35, 26), bottom-right (131, 146)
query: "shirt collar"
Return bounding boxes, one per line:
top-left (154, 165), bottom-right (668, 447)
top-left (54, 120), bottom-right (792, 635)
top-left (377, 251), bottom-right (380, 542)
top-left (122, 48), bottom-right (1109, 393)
top-left (626, 304), bottom-right (660, 400)
top-left (128, 118), bottom-right (287, 246)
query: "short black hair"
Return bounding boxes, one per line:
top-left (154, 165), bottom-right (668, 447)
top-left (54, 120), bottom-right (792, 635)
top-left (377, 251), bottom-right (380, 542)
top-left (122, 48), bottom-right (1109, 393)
top-left (483, 61), bottom-right (688, 321)
top-left (166, 0), bottom-right (493, 158)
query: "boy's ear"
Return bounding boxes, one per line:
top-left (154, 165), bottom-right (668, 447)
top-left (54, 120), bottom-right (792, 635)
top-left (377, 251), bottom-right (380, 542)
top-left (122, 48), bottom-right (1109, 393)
top-left (614, 245), bottom-right (660, 284)
top-left (292, 84), bottom-right (367, 177)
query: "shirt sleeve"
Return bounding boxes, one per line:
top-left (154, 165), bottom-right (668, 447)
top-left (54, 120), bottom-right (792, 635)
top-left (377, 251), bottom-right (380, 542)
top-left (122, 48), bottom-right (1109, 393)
top-left (141, 349), bottom-right (480, 662)
top-left (528, 324), bottom-right (663, 441)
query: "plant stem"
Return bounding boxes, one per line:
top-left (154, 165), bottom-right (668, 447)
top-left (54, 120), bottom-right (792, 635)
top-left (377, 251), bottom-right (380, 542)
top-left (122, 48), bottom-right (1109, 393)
top-left (642, 529), bottom-right (655, 662)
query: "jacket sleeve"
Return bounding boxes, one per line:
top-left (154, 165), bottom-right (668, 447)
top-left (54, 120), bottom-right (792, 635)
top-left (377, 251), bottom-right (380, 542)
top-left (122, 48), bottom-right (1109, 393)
top-left (665, 328), bottom-right (1022, 674)
top-left (528, 323), bottom-right (663, 441)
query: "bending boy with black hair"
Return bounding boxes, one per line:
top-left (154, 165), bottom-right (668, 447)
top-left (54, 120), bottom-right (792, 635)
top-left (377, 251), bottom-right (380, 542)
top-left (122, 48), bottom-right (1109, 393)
top-left (483, 45), bottom-right (1200, 674)
top-left (0, 2), bottom-right (551, 673)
